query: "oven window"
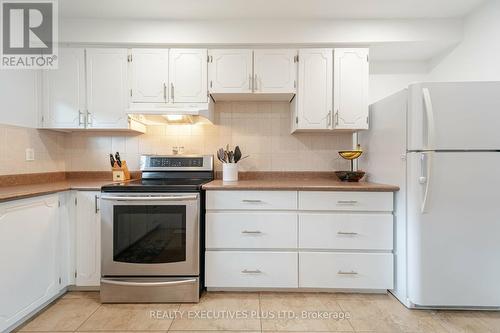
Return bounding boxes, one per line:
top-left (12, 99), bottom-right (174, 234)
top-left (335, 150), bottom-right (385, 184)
top-left (113, 205), bottom-right (186, 264)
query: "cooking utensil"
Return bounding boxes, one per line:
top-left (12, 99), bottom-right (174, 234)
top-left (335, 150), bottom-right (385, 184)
top-left (234, 146), bottom-right (242, 163)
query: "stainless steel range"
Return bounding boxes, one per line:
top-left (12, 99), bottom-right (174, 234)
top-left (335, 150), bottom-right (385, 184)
top-left (100, 155), bottom-right (213, 303)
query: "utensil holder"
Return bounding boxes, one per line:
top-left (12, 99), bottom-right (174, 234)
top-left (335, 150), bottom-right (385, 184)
top-left (222, 163), bottom-right (238, 182)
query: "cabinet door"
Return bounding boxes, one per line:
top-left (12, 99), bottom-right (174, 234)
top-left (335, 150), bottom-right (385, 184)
top-left (130, 49), bottom-right (169, 103)
top-left (208, 49), bottom-right (253, 93)
top-left (0, 195), bottom-right (60, 332)
top-left (334, 48), bottom-right (369, 130)
top-left (86, 48), bottom-right (129, 129)
top-left (296, 49), bottom-right (333, 130)
top-left (254, 49), bottom-right (297, 93)
top-left (169, 49), bottom-right (208, 103)
top-left (75, 191), bottom-right (101, 287)
top-left (42, 48), bottom-right (86, 128)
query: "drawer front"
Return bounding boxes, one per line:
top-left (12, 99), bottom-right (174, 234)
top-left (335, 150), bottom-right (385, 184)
top-left (299, 213), bottom-right (393, 250)
top-left (206, 191), bottom-right (297, 210)
top-left (299, 191), bottom-right (393, 212)
top-left (299, 252), bottom-right (393, 290)
top-left (206, 251), bottom-right (298, 288)
top-left (206, 212), bottom-right (297, 249)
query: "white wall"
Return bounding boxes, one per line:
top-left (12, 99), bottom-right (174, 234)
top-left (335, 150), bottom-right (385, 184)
top-left (60, 18), bottom-right (462, 46)
top-left (429, 0), bottom-right (500, 81)
top-left (0, 71), bottom-right (40, 128)
top-left (369, 61), bottom-right (429, 103)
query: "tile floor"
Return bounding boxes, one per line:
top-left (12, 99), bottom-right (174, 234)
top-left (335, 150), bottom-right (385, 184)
top-left (16, 291), bottom-right (500, 333)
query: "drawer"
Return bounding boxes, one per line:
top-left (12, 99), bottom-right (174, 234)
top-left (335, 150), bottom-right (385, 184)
top-left (299, 252), bottom-right (393, 290)
top-left (299, 213), bottom-right (393, 250)
top-left (205, 251), bottom-right (298, 288)
top-left (206, 191), bottom-right (297, 210)
top-left (299, 191), bottom-right (393, 212)
top-left (206, 212), bottom-right (297, 249)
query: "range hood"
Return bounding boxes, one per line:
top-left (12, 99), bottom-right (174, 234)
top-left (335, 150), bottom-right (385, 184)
top-left (127, 101), bottom-right (214, 125)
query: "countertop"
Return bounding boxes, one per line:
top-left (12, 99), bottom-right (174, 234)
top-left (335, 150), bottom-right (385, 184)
top-left (0, 179), bottom-right (116, 203)
top-left (202, 178), bottom-right (399, 192)
top-left (0, 171), bottom-right (399, 203)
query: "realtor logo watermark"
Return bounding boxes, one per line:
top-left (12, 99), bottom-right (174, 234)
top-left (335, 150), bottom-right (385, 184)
top-left (1, 0), bottom-right (58, 69)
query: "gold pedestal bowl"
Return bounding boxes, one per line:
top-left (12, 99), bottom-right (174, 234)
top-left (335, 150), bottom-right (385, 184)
top-left (336, 148), bottom-right (365, 182)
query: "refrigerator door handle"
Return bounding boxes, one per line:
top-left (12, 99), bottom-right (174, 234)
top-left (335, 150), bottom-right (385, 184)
top-left (422, 88), bottom-right (436, 150)
top-left (420, 151), bottom-right (433, 213)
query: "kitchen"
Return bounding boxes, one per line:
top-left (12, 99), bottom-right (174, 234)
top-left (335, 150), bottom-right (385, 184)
top-left (0, 0), bottom-right (500, 332)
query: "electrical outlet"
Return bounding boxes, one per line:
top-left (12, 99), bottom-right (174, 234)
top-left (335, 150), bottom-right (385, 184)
top-left (25, 148), bottom-right (35, 161)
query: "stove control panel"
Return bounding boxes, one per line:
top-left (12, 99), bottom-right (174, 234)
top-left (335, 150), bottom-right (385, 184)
top-left (140, 155), bottom-right (213, 171)
top-left (150, 157), bottom-right (203, 168)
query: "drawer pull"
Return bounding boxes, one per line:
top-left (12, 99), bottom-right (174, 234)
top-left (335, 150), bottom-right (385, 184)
top-left (337, 200), bottom-right (358, 205)
top-left (242, 199), bottom-right (263, 203)
top-left (337, 231), bottom-right (359, 236)
top-left (241, 269), bottom-right (262, 274)
top-left (241, 230), bottom-right (262, 234)
top-left (338, 270), bottom-right (358, 275)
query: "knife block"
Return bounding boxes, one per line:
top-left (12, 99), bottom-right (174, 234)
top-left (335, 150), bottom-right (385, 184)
top-left (112, 161), bottom-right (131, 181)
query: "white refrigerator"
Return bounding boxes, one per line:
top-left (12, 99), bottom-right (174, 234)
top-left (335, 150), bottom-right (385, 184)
top-left (359, 81), bottom-right (500, 309)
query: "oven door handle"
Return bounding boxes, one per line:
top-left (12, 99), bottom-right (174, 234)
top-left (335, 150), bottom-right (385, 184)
top-left (100, 195), bottom-right (198, 202)
top-left (101, 278), bottom-right (197, 287)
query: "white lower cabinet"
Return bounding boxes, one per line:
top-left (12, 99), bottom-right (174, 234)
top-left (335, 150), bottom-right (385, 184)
top-left (205, 190), bottom-right (394, 291)
top-left (299, 252), bottom-right (393, 290)
top-left (206, 212), bottom-right (297, 249)
top-left (75, 191), bottom-right (101, 287)
top-left (0, 195), bottom-right (61, 332)
top-left (205, 252), bottom-right (298, 288)
top-left (299, 213), bottom-right (393, 250)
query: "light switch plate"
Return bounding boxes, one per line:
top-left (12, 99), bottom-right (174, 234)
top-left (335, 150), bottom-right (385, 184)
top-left (25, 148), bottom-right (35, 161)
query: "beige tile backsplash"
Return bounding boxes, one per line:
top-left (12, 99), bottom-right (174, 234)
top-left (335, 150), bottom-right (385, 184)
top-left (0, 102), bottom-right (352, 175)
top-left (0, 123), bottom-right (66, 175)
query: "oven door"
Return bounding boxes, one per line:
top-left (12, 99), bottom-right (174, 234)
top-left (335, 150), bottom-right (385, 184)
top-left (101, 193), bottom-right (199, 276)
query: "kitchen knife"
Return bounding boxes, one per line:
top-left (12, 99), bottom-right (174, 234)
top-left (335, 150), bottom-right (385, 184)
top-left (109, 154), bottom-right (116, 168)
top-left (115, 152), bottom-right (122, 167)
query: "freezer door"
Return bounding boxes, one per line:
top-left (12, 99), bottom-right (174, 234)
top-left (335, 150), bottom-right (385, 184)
top-left (408, 82), bottom-right (500, 151)
top-left (407, 152), bottom-right (500, 307)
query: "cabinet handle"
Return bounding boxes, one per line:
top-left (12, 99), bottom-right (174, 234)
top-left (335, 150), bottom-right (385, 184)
top-left (337, 200), bottom-right (358, 205)
top-left (242, 269), bottom-right (262, 274)
top-left (241, 230), bottom-right (262, 234)
top-left (163, 83), bottom-right (167, 102)
top-left (254, 74), bottom-right (258, 91)
top-left (249, 74), bottom-right (252, 91)
top-left (338, 270), bottom-right (358, 275)
top-left (335, 110), bottom-right (339, 126)
top-left (171, 83), bottom-right (174, 102)
top-left (242, 199), bottom-right (263, 203)
top-left (95, 195), bottom-right (100, 214)
top-left (327, 110), bottom-right (332, 128)
top-left (86, 111), bottom-right (92, 127)
top-left (78, 110), bottom-right (85, 127)
top-left (337, 231), bottom-right (359, 236)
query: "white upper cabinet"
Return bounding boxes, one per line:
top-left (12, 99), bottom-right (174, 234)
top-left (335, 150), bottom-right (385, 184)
top-left (169, 49), bottom-right (208, 103)
top-left (295, 48), bottom-right (333, 130)
top-left (333, 48), bottom-right (369, 130)
top-left (130, 49), bottom-right (169, 103)
top-left (208, 49), bottom-right (253, 93)
top-left (42, 48), bottom-right (86, 129)
top-left (86, 48), bottom-right (129, 129)
top-left (253, 49), bottom-right (297, 93)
